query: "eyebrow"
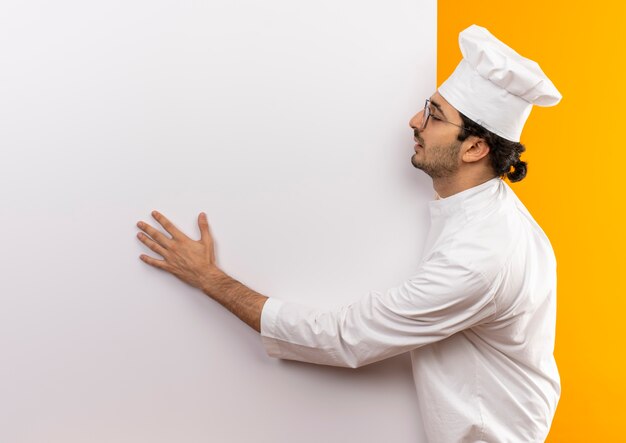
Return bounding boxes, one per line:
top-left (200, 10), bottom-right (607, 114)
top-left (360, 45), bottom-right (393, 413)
top-left (429, 99), bottom-right (447, 119)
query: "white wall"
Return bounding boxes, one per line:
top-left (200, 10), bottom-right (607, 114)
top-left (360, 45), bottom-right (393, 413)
top-left (0, 1), bottom-right (437, 441)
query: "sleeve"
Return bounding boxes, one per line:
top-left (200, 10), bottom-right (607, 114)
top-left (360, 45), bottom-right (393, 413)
top-left (259, 254), bottom-right (498, 368)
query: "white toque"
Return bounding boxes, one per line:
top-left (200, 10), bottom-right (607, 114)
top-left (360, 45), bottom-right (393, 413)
top-left (438, 25), bottom-right (562, 142)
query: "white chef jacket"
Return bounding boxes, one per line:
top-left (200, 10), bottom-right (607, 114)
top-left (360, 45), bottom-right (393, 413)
top-left (260, 177), bottom-right (560, 442)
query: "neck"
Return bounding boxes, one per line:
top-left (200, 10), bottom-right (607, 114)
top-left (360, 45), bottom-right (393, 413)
top-left (433, 172), bottom-right (498, 199)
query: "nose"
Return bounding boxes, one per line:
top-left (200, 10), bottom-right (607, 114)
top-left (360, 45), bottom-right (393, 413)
top-left (409, 109), bottom-right (424, 130)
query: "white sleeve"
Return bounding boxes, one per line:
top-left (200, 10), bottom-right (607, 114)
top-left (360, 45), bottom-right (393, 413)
top-left (259, 254), bottom-right (497, 368)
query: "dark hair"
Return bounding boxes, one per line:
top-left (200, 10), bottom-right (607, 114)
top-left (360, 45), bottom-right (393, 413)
top-left (457, 112), bottom-right (528, 183)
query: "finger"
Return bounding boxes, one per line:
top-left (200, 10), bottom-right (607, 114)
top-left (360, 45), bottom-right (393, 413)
top-left (137, 232), bottom-right (168, 258)
top-left (151, 210), bottom-right (187, 240)
top-left (137, 221), bottom-right (172, 248)
top-left (139, 254), bottom-right (169, 271)
top-left (198, 212), bottom-right (212, 242)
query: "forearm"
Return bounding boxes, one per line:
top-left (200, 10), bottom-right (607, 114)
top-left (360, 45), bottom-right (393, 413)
top-left (201, 267), bottom-right (269, 333)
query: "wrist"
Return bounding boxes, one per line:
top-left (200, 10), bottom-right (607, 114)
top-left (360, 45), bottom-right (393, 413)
top-left (199, 265), bottom-right (268, 333)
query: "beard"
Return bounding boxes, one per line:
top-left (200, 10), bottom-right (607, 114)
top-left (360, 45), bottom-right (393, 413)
top-left (411, 138), bottom-right (462, 178)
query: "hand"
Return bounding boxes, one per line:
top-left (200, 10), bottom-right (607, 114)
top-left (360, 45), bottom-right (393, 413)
top-left (136, 210), bottom-right (218, 290)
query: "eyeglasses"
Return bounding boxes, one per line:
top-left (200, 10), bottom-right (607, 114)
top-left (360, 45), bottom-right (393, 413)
top-left (420, 99), bottom-right (471, 131)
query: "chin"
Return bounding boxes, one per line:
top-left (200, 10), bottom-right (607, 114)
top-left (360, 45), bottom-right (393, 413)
top-left (411, 159), bottom-right (424, 170)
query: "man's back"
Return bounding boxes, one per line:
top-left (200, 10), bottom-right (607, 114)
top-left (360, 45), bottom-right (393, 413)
top-left (411, 177), bottom-right (560, 442)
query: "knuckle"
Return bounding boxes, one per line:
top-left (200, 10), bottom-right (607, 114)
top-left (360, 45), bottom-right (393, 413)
top-left (154, 232), bottom-right (167, 244)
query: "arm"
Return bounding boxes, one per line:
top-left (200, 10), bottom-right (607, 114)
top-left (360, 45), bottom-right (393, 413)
top-left (201, 267), bottom-right (268, 333)
top-left (260, 253), bottom-right (497, 368)
top-left (135, 210), bottom-right (495, 368)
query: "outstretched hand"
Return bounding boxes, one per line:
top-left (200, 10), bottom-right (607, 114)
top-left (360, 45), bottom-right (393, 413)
top-left (136, 210), bottom-right (218, 291)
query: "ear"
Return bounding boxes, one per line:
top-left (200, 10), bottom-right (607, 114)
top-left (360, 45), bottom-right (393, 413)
top-left (461, 137), bottom-right (490, 164)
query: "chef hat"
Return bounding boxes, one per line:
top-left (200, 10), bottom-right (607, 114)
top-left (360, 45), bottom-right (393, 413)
top-left (438, 25), bottom-right (562, 142)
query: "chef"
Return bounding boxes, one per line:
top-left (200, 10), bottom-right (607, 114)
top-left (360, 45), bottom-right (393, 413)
top-left (136, 25), bottom-right (562, 442)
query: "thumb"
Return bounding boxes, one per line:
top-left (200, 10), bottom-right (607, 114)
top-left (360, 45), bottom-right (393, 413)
top-left (198, 212), bottom-right (212, 242)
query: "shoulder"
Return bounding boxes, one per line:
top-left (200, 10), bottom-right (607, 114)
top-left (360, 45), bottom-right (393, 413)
top-left (445, 194), bottom-right (524, 282)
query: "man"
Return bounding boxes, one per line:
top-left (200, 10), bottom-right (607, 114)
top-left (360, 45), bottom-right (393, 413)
top-left (136, 25), bottom-right (561, 442)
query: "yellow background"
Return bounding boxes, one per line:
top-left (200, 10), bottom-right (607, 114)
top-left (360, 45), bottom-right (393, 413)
top-left (438, 2), bottom-right (626, 441)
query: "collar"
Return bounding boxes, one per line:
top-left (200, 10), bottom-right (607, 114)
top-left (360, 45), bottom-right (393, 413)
top-left (428, 177), bottom-right (503, 220)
